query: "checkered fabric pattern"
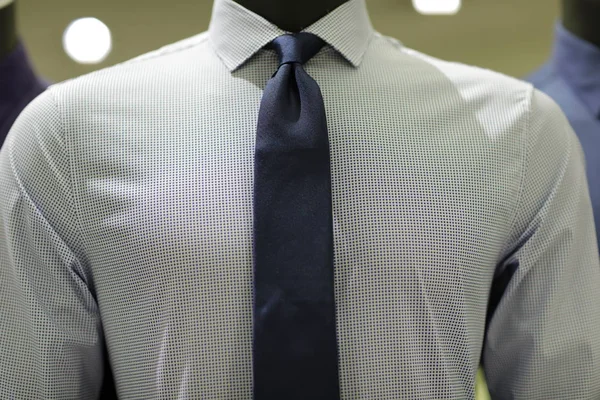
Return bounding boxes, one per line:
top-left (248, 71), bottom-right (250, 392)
top-left (2, 0), bottom-right (600, 398)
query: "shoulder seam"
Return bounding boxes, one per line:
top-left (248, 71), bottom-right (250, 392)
top-left (51, 34), bottom-right (210, 89)
top-left (123, 33), bottom-right (210, 67)
top-left (378, 33), bottom-right (404, 53)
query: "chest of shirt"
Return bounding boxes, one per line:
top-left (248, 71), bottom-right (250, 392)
top-left (48, 51), bottom-right (521, 329)
top-left (67, 81), bottom-right (515, 289)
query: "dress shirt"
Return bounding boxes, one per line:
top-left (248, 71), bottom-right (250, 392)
top-left (0, 41), bottom-right (47, 148)
top-left (526, 23), bottom-right (600, 252)
top-left (2, 1), bottom-right (600, 399)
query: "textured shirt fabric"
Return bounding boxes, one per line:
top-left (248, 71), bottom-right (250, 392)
top-left (0, 41), bottom-right (47, 149)
top-left (2, 1), bottom-right (600, 399)
top-left (526, 23), bottom-right (600, 252)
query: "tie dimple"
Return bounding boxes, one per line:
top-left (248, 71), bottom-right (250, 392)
top-left (270, 33), bottom-right (325, 66)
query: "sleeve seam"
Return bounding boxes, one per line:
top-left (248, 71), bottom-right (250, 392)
top-left (501, 84), bottom-right (533, 263)
top-left (46, 89), bottom-right (89, 278)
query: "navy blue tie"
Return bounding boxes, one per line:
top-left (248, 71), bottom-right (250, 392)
top-left (253, 33), bottom-right (341, 400)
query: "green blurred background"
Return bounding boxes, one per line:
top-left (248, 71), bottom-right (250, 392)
top-left (15, 0), bottom-right (561, 398)
top-left (18, 0), bottom-right (559, 82)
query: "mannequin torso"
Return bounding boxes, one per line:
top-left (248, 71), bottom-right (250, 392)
top-left (0, 0), bottom-right (17, 60)
top-left (562, 0), bottom-right (600, 48)
top-left (233, 0), bottom-right (349, 32)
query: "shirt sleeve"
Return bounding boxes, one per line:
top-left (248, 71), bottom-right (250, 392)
top-left (482, 88), bottom-right (600, 399)
top-left (0, 89), bottom-right (105, 399)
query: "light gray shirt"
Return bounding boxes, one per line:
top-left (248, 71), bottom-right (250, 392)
top-left (2, 0), bottom-right (600, 398)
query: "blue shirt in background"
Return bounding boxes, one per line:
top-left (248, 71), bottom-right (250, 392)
top-left (526, 24), bottom-right (600, 251)
top-left (0, 41), bottom-right (47, 149)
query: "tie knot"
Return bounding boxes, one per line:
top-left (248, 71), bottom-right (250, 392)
top-left (271, 33), bottom-right (325, 66)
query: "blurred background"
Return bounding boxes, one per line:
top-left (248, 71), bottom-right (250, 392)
top-left (16, 0), bottom-right (560, 82)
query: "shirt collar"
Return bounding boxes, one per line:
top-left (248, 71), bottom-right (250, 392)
top-left (552, 22), bottom-right (600, 119)
top-left (208, 0), bottom-right (374, 71)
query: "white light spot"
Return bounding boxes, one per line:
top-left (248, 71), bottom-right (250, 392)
top-left (412, 0), bottom-right (461, 15)
top-left (63, 18), bottom-right (112, 64)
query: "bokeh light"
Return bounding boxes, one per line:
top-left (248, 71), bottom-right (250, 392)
top-left (63, 17), bottom-right (112, 64)
top-left (412, 0), bottom-right (462, 15)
